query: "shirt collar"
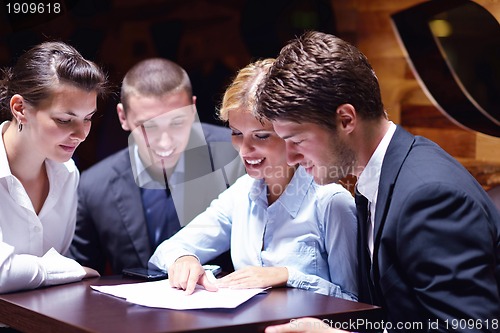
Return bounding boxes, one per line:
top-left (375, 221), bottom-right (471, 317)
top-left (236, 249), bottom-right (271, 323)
top-left (0, 121), bottom-right (72, 191)
top-left (130, 121), bottom-right (206, 189)
top-left (357, 121), bottom-right (396, 203)
top-left (133, 144), bottom-right (185, 189)
top-left (248, 166), bottom-right (312, 218)
top-left (0, 121), bottom-right (12, 179)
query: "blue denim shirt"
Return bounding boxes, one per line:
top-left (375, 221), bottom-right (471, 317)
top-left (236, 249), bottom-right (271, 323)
top-left (149, 167), bottom-right (358, 300)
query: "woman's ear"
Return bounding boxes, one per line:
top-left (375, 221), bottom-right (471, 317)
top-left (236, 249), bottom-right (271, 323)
top-left (336, 103), bottom-right (356, 134)
top-left (10, 94), bottom-right (26, 124)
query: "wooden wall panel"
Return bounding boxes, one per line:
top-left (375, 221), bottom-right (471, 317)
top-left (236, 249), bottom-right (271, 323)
top-left (401, 105), bottom-right (465, 130)
top-left (331, 0), bottom-right (500, 188)
top-left (406, 127), bottom-right (477, 158)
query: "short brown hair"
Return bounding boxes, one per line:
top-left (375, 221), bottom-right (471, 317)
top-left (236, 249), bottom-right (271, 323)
top-left (120, 58), bottom-right (192, 112)
top-left (256, 31), bottom-right (385, 129)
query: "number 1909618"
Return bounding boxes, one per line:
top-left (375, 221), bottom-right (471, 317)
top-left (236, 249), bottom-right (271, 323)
top-left (6, 2), bottom-right (61, 14)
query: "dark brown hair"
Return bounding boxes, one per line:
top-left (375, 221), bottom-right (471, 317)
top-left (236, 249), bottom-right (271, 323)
top-left (0, 41), bottom-right (107, 121)
top-left (256, 31), bottom-right (385, 130)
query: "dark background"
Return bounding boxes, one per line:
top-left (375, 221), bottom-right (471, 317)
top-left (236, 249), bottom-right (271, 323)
top-left (0, 0), bottom-right (337, 171)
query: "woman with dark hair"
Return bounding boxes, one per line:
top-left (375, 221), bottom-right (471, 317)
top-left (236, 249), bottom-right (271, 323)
top-left (0, 41), bottom-right (107, 294)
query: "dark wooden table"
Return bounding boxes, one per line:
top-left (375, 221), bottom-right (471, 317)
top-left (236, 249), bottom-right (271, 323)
top-left (0, 276), bottom-right (382, 333)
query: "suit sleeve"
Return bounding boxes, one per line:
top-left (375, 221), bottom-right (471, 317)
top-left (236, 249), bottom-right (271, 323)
top-left (69, 174), bottom-right (106, 274)
top-left (396, 183), bottom-right (499, 330)
top-left (149, 177), bottom-right (238, 271)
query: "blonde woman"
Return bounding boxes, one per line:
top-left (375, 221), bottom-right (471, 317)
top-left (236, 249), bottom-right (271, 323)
top-left (149, 59), bottom-right (358, 300)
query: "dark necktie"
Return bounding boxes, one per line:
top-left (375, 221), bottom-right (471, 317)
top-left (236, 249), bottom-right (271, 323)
top-left (355, 189), bottom-right (377, 305)
top-left (141, 187), bottom-right (181, 251)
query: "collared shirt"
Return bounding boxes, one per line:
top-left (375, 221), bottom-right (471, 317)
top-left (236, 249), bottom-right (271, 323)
top-left (149, 167), bottom-right (358, 300)
top-left (135, 146), bottom-right (183, 249)
top-left (357, 121), bottom-right (397, 257)
top-left (0, 121), bottom-right (85, 294)
top-left (132, 144), bottom-right (185, 189)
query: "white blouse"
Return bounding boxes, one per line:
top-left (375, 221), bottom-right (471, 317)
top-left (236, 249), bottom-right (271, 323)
top-left (0, 121), bottom-right (85, 294)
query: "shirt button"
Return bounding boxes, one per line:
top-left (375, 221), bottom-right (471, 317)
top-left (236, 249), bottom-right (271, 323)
top-left (33, 226), bottom-right (41, 232)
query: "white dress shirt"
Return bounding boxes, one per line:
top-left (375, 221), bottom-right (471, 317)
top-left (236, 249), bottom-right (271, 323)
top-left (356, 121), bottom-right (397, 257)
top-left (150, 167), bottom-right (358, 300)
top-left (0, 121), bottom-right (85, 295)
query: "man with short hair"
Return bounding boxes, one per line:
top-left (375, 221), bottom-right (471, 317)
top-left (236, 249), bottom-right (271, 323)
top-left (70, 58), bottom-right (244, 275)
top-left (258, 31), bottom-right (500, 333)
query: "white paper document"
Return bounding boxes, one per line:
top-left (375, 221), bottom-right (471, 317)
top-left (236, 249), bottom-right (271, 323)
top-left (90, 280), bottom-right (266, 310)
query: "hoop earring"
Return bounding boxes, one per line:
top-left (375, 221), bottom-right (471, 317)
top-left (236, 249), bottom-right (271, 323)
top-left (18, 122), bottom-right (23, 132)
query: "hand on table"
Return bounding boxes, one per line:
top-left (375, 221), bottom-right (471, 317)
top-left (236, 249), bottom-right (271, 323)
top-left (82, 266), bottom-right (100, 278)
top-left (216, 266), bottom-right (288, 289)
top-left (265, 318), bottom-right (347, 333)
top-left (168, 255), bottom-right (218, 295)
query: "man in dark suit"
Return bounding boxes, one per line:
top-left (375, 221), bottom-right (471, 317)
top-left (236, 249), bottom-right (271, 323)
top-left (70, 58), bottom-right (244, 275)
top-left (257, 31), bottom-right (500, 333)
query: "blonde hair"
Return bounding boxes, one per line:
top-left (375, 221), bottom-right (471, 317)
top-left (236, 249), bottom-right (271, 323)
top-left (218, 58), bottom-right (274, 121)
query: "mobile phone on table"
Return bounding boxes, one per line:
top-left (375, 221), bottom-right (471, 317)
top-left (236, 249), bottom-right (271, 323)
top-left (122, 267), bottom-right (168, 281)
top-left (202, 264), bottom-right (222, 277)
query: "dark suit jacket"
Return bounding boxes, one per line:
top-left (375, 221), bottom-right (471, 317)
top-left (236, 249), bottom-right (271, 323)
top-left (369, 126), bottom-right (500, 331)
top-left (70, 123), bottom-right (245, 275)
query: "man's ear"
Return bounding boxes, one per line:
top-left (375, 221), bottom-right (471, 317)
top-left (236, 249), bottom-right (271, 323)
top-left (191, 95), bottom-right (198, 116)
top-left (10, 94), bottom-right (26, 124)
top-left (188, 95), bottom-right (198, 121)
top-left (116, 103), bottom-right (131, 131)
top-left (336, 103), bottom-right (356, 134)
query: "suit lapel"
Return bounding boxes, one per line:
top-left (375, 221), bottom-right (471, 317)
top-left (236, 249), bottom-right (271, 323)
top-left (110, 150), bottom-right (152, 265)
top-left (373, 126), bottom-right (415, 258)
